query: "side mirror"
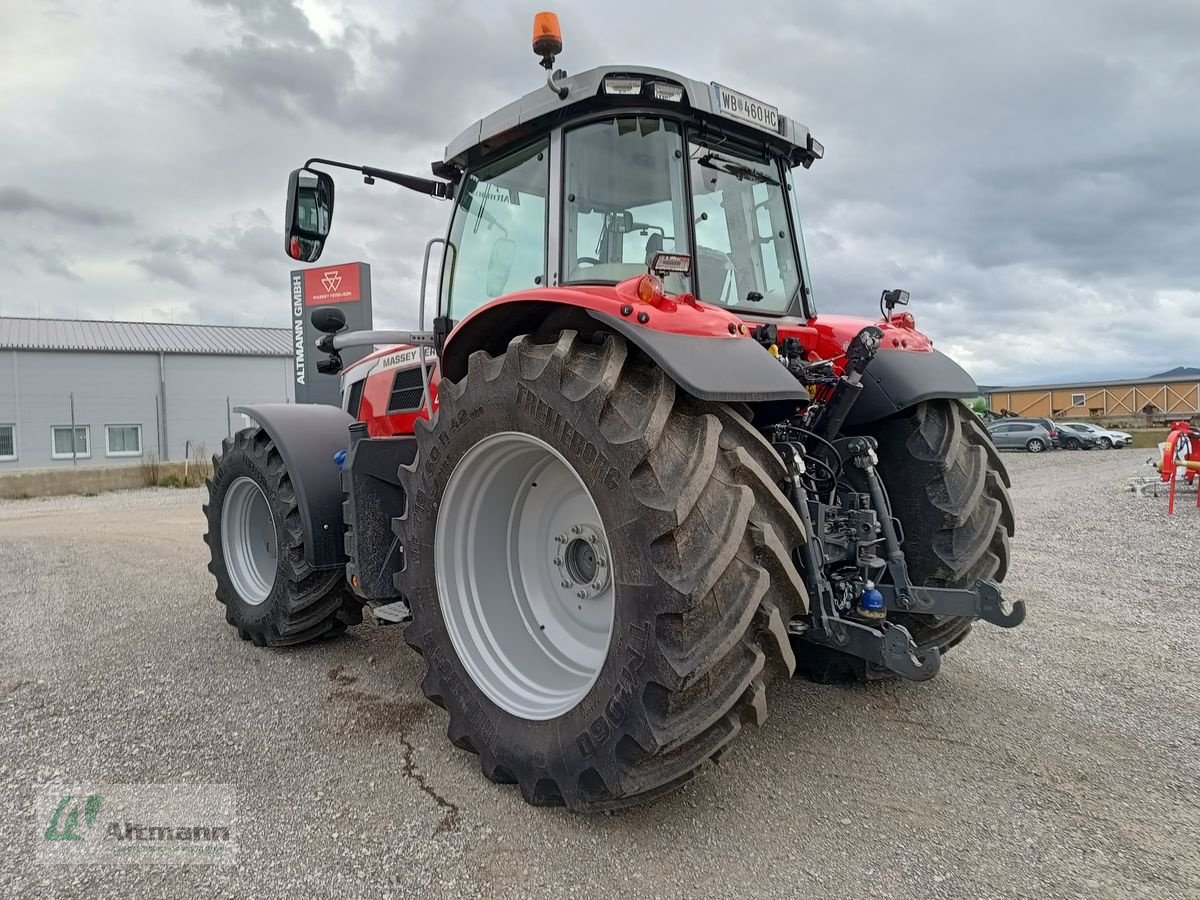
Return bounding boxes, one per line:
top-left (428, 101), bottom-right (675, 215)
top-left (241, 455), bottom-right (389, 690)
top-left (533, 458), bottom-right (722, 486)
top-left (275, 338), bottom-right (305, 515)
top-left (310, 306), bottom-right (346, 334)
top-left (609, 210), bottom-right (633, 234)
top-left (285, 167), bottom-right (335, 262)
top-left (485, 238), bottom-right (516, 297)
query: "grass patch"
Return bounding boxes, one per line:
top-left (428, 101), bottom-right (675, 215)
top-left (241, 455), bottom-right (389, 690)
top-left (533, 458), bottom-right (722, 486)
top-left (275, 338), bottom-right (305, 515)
top-left (1126, 430), bottom-right (1170, 449)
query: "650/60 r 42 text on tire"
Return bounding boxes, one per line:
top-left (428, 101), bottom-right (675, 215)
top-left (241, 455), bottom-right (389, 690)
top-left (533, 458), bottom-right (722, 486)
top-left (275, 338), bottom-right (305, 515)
top-left (203, 428), bottom-right (363, 646)
top-left (394, 331), bottom-right (809, 810)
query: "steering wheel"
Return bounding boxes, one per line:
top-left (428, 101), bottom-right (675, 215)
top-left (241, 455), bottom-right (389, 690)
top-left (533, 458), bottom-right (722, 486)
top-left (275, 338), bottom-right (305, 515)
top-left (576, 257), bottom-right (602, 266)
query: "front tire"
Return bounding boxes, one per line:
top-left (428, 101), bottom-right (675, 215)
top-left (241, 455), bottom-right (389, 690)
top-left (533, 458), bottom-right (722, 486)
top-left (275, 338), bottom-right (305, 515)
top-left (395, 332), bottom-right (808, 810)
top-left (1099, 437), bottom-right (1113, 449)
top-left (204, 428), bottom-right (363, 645)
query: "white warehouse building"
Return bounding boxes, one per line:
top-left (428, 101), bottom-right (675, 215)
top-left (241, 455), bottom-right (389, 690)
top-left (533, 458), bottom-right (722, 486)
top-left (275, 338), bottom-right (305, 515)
top-left (0, 317), bottom-right (294, 472)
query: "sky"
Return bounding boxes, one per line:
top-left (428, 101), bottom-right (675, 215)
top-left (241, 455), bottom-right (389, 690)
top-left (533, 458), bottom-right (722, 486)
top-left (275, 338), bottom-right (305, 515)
top-left (1, 0), bottom-right (1197, 385)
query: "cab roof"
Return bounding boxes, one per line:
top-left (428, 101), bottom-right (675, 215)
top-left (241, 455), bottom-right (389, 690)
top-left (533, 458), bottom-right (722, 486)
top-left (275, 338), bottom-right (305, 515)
top-left (443, 65), bottom-right (821, 171)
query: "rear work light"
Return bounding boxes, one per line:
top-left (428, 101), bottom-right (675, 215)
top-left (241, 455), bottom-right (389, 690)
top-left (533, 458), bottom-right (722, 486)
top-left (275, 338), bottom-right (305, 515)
top-left (603, 76), bottom-right (642, 96)
top-left (651, 82), bottom-right (684, 102)
top-left (649, 251), bottom-right (691, 276)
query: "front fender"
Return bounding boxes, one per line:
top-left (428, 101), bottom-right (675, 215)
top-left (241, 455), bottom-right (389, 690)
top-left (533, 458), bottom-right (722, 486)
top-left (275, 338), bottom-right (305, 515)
top-left (234, 403), bottom-right (355, 569)
top-left (845, 349), bottom-right (979, 426)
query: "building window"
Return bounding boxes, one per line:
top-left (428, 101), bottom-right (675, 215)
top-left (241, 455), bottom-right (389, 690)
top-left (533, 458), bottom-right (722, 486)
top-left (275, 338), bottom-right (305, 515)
top-left (51, 426), bottom-right (90, 460)
top-left (0, 424), bottom-right (15, 461)
top-left (1071, 393), bottom-right (1085, 407)
top-left (105, 424), bottom-right (143, 457)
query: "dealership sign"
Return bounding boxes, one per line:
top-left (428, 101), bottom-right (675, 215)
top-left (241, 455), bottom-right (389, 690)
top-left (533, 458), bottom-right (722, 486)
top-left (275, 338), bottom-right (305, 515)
top-left (290, 261), bottom-right (373, 406)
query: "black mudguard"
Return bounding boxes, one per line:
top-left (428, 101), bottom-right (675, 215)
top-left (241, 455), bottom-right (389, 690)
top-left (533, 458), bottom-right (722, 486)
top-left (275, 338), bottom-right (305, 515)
top-left (844, 348), bottom-right (979, 427)
top-left (234, 403), bottom-right (355, 570)
top-left (587, 311), bottom-right (807, 403)
top-left (341, 435), bottom-right (417, 599)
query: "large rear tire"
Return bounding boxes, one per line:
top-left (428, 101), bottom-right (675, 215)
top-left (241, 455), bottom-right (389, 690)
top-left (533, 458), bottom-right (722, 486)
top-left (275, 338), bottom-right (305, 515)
top-left (395, 331), bottom-right (808, 810)
top-left (797, 399), bottom-right (1015, 682)
top-left (204, 428), bottom-right (363, 646)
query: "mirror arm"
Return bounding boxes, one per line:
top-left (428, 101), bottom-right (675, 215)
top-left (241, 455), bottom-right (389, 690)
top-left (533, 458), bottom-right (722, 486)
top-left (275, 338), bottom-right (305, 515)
top-left (331, 330), bottom-right (437, 351)
top-left (305, 158), bottom-right (451, 199)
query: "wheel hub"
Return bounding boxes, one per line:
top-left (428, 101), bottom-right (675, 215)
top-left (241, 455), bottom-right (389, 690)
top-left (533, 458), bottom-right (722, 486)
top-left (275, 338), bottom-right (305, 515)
top-left (554, 524), bottom-right (609, 599)
top-left (434, 432), bottom-right (616, 721)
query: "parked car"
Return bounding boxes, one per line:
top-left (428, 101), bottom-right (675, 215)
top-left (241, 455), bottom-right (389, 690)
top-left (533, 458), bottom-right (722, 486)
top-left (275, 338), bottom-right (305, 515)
top-left (1059, 422), bottom-right (1131, 449)
top-left (1055, 427), bottom-right (1098, 451)
top-left (998, 416), bottom-right (1063, 448)
top-left (987, 421), bottom-right (1057, 453)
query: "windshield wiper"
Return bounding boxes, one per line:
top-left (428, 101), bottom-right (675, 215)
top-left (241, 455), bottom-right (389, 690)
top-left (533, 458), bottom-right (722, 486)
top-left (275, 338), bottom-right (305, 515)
top-left (698, 154), bottom-right (780, 186)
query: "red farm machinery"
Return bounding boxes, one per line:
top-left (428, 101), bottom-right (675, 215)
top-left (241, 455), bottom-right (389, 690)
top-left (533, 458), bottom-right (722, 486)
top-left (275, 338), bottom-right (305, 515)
top-left (203, 13), bottom-right (1024, 811)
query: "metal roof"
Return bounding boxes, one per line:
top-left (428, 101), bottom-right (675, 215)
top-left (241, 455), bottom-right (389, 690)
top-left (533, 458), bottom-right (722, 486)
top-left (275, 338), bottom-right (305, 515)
top-left (0, 317), bottom-right (292, 357)
top-left (983, 373), bottom-right (1200, 393)
top-left (444, 65), bottom-right (816, 168)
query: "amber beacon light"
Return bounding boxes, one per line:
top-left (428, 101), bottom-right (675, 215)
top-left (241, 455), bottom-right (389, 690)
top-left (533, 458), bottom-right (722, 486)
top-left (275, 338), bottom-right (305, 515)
top-left (532, 12), bottom-right (563, 62)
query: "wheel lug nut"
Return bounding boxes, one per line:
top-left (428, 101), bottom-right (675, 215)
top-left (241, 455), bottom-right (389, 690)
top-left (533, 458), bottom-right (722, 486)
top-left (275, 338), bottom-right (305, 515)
top-left (572, 525), bottom-right (582, 534)
top-left (555, 535), bottom-right (564, 543)
top-left (577, 590), bottom-right (587, 599)
top-left (591, 582), bottom-right (601, 590)
top-left (597, 559), bottom-right (606, 567)
top-left (561, 580), bottom-right (570, 588)
top-left (553, 557), bottom-right (562, 565)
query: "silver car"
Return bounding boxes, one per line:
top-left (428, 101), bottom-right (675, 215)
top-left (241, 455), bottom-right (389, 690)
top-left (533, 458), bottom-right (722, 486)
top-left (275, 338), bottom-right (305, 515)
top-left (987, 420), bottom-right (1055, 453)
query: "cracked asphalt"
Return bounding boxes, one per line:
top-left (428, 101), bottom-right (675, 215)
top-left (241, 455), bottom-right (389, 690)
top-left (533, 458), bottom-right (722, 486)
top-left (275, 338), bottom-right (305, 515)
top-left (1, 449), bottom-right (1196, 899)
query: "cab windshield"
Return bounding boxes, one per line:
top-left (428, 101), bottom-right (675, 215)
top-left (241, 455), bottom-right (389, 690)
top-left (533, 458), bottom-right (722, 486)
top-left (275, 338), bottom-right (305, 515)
top-left (562, 115), bottom-right (808, 313)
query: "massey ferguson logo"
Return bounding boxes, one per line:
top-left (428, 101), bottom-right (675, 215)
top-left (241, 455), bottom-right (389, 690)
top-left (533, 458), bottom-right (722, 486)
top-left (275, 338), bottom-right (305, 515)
top-left (303, 264), bottom-right (361, 305)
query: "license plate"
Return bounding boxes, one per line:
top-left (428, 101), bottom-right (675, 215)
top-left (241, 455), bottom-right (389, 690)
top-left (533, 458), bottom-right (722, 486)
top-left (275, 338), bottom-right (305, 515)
top-left (711, 82), bottom-right (781, 133)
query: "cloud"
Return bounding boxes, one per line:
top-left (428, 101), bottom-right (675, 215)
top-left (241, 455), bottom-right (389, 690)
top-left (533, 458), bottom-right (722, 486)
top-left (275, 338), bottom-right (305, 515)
top-left (20, 242), bottom-right (83, 282)
top-left (0, 186), bottom-right (133, 228)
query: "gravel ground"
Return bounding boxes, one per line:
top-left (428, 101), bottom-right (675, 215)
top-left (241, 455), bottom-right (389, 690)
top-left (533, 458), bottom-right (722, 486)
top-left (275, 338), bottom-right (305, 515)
top-left (0, 450), bottom-right (1195, 899)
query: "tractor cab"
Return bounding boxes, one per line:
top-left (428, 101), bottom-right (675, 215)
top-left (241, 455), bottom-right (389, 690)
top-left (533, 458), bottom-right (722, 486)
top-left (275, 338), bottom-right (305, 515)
top-left (437, 64), bottom-right (823, 325)
top-left (285, 22), bottom-right (824, 335)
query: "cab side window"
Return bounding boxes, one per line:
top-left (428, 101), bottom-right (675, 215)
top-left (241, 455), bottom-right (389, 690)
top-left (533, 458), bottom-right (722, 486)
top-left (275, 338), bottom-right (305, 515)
top-left (442, 141), bottom-right (548, 320)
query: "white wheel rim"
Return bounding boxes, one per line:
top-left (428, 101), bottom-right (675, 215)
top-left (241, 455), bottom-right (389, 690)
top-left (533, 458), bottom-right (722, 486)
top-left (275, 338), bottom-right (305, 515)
top-left (221, 476), bottom-right (278, 605)
top-left (434, 432), bottom-right (615, 721)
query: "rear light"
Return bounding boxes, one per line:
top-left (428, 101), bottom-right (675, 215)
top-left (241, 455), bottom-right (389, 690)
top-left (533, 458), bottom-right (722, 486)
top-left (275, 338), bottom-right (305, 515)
top-left (603, 76), bottom-right (642, 96)
top-left (636, 274), bottom-right (663, 303)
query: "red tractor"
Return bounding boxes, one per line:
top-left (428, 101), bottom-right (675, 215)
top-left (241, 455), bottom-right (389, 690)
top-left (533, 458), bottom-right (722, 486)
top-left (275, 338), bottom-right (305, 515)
top-left (204, 14), bottom-right (1023, 811)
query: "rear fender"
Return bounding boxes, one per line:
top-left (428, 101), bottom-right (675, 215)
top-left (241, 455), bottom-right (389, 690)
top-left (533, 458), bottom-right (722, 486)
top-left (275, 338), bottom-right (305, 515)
top-left (234, 403), bottom-right (355, 569)
top-left (440, 298), bottom-right (806, 404)
top-left (845, 349), bottom-right (979, 427)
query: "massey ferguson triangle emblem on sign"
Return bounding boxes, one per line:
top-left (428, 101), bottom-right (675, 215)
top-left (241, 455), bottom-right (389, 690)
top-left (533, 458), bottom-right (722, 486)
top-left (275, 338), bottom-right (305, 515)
top-left (303, 264), bottom-right (362, 306)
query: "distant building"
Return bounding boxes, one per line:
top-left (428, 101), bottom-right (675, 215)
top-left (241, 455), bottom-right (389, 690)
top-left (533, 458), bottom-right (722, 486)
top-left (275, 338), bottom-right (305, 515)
top-left (0, 317), bottom-right (293, 471)
top-left (985, 373), bottom-right (1200, 421)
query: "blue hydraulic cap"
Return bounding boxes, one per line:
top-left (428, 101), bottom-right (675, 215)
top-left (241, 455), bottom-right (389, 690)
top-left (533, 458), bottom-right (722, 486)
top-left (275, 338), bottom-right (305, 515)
top-left (333, 449), bottom-right (347, 471)
top-left (859, 586), bottom-right (885, 613)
